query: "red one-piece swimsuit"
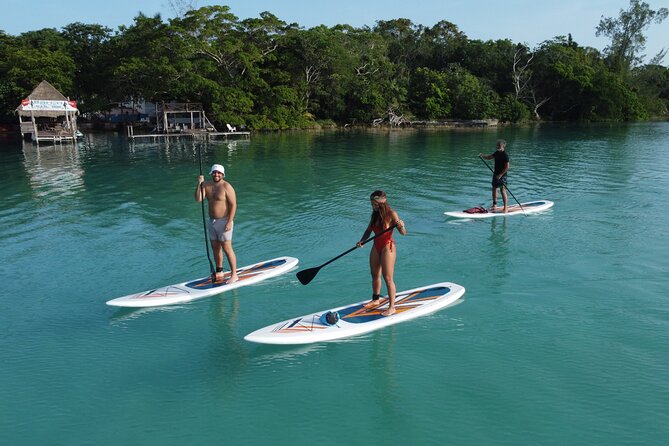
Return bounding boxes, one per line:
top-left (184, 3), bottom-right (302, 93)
top-left (371, 223), bottom-right (394, 254)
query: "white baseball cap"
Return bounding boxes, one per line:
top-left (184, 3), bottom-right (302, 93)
top-left (209, 164), bottom-right (225, 175)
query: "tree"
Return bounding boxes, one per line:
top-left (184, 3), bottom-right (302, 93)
top-left (533, 36), bottom-right (644, 121)
top-left (498, 94), bottom-right (531, 123)
top-left (326, 25), bottom-right (398, 123)
top-left (532, 37), bottom-right (598, 120)
top-left (1, 29), bottom-right (75, 107)
top-left (510, 43), bottom-right (549, 120)
top-left (632, 64), bottom-right (669, 116)
top-left (61, 23), bottom-right (114, 112)
top-left (171, 6), bottom-right (287, 126)
top-left (373, 18), bottom-right (419, 104)
top-left (463, 39), bottom-right (517, 96)
top-left (415, 20), bottom-right (468, 71)
top-left (111, 14), bottom-right (186, 102)
top-left (409, 67), bottom-right (451, 119)
top-left (443, 64), bottom-right (498, 119)
top-left (596, 0), bottom-right (668, 73)
top-left (0, 31), bottom-right (19, 119)
top-left (275, 26), bottom-right (346, 118)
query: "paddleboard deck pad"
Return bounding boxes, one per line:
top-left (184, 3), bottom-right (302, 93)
top-left (244, 282), bottom-right (465, 345)
top-left (444, 200), bottom-right (554, 218)
top-left (106, 256), bottom-right (298, 307)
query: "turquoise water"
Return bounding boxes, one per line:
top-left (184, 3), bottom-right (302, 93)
top-left (1, 124), bottom-right (668, 445)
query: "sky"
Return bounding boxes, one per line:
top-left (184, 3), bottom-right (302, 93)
top-left (2, 0), bottom-right (668, 65)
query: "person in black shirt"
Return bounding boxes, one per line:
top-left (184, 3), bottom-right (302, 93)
top-left (479, 140), bottom-right (510, 213)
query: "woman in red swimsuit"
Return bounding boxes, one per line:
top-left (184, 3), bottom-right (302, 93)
top-left (356, 190), bottom-right (406, 316)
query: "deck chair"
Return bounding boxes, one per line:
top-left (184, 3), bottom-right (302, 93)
top-left (226, 124), bottom-right (236, 132)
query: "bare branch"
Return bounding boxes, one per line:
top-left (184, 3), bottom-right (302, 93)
top-left (512, 48), bottom-right (534, 99)
top-left (168, 0), bottom-right (200, 18)
top-left (355, 63), bottom-right (379, 77)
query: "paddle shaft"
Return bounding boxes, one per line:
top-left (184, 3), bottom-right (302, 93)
top-left (318, 225), bottom-right (394, 269)
top-left (478, 156), bottom-right (526, 215)
top-left (196, 144), bottom-right (216, 275)
top-left (296, 225), bottom-right (396, 285)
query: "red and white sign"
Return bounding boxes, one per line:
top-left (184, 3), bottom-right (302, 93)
top-left (20, 99), bottom-right (78, 111)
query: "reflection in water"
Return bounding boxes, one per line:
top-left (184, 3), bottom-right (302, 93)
top-left (488, 217), bottom-right (509, 279)
top-left (206, 292), bottom-right (250, 396)
top-left (489, 216), bottom-right (509, 244)
top-left (108, 304), bottom-right (187, 326)
top-left (250, 342), bottom-right (326, 365)
top-left (125, 137), bottom-right (252, 161)
top-left (370, 328), bottom-right (399, 414)
top-left (22, 142), bottom-right (85, 199)
top-left (221, 139), bottom-right (251, 155)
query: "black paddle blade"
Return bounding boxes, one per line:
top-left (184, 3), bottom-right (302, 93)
top-left (296, 267), bottom-right (320, 285)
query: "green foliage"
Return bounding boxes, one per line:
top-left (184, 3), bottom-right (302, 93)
top-left (61, 23), bottom-right (113, 111)
top-left (414, 20), bottom-right (468, 71)
top-left (255, 85), bottom-right (315, 129)
top-left (498, 94), bottom-right (531, 123)
top-left (0, 28), bottom-right (76, 116)
top-left (111, 14), bottom-right (187, 102)
top-left (209, 86), bottom-right (254, 125)
top-left (533, 38), bottom-right (601, 120)
top-left (590, 69), bottom-right (646, 120)
top-left (444, 64), bottom-right (499, 120)
top-left (409, 65), bottom-right (499, 120)
top-left (0, 5), bottom-right (666, 126)
top-left (462, 39), bottom-right (517, 95)
top-left (632, 64), bottom-right (669, 116)
top-left (409, 67), bottom-right (451, 119)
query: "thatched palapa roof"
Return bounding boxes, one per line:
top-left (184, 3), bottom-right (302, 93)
top-left (15, 80), bottom-right (79, 117)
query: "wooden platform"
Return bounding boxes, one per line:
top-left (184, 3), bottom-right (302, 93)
top-left (34, 130), bottom-right (77, 144)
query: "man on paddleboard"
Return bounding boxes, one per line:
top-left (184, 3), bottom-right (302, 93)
top-left (479, 139), bottom-right (509, 213)
top-left (195, 164), bottom-right (238, 283)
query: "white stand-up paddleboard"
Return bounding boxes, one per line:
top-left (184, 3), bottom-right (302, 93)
top-left (444, 200), bottom-right (554, 219)
top-left (106, 256), bottom-right (298, 307)
top-left (244, 282), bottom-right (465, 345)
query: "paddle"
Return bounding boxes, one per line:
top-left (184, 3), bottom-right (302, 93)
top-left (196, 143), bottom-right (216, 281)
top-left (478, 155), bottom-right (526, 216)
top-left (296, 225), bottom-right (395, 285)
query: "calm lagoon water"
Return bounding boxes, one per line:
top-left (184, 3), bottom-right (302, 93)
top-left (1, 123), bottom-right (668, 445)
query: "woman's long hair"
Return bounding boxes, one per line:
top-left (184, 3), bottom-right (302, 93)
top-left (369, 190), bottom-right (394, 229)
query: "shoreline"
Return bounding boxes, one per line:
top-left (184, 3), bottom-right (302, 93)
top-left (1, 118), bottom-right (668, 141)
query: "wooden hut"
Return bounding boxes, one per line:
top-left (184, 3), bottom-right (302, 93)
top-left (155, 102), bottom-right (216, 133)
top-left (16, 80), bottom-right (79, 144)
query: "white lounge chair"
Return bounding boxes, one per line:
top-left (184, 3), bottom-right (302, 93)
top-left (226, 124), bottom-right (236, 132)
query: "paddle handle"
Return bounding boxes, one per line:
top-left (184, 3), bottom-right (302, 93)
top-left (318, 225), bottom-right (395, 269)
